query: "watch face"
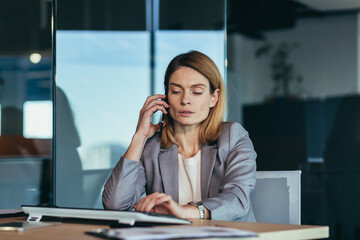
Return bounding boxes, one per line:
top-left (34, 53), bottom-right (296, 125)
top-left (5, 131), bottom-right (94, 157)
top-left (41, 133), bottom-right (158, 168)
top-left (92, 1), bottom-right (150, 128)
top-left (188, 201), bottom-right (198, 206)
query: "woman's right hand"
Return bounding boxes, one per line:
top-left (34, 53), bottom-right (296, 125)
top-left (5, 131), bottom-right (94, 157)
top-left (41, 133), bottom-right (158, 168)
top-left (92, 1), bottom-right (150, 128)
top-left (123, 94), bottom-right (168, 162)
top-left (135, 94), bottom-right (169, 140)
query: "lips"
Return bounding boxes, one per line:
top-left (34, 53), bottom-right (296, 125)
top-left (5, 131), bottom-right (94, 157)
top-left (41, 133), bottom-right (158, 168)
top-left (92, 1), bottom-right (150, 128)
top-left (179, 110), bottom-right (194, 116)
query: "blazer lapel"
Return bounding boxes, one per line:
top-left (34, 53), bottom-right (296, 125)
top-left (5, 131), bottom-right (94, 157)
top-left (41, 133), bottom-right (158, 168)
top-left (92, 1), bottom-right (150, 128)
top-left (159, 145), bottom-right (179, 202)
top-left (200, 144), bottom-right (217, 200)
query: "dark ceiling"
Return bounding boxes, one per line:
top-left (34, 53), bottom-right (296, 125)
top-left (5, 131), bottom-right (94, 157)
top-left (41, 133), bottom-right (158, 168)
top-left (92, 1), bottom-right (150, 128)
top-left (0, 0), bottom-right (359, 54)
top-left (0, 0), bottom-right (52, 53)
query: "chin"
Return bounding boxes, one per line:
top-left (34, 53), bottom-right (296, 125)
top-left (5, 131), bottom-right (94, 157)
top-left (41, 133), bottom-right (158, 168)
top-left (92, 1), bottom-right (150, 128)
top-left (178, 121), bottom-right (195, 126)
top-left (175, 119), bottom-right (202, 127)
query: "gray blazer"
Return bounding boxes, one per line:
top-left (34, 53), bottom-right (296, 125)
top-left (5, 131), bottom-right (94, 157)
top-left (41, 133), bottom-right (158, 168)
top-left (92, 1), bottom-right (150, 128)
top-left (102, 122), bottom-right (257, 221)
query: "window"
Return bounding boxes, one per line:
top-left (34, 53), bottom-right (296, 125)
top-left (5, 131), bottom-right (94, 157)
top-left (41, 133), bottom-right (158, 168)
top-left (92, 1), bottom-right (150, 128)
top-left (55, 0), bottom-right (226, 208)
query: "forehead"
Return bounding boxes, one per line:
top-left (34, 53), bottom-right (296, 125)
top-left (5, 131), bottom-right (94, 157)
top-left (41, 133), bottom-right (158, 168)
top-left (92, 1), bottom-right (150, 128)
top-left (169, 66), bottom-right (209, 87)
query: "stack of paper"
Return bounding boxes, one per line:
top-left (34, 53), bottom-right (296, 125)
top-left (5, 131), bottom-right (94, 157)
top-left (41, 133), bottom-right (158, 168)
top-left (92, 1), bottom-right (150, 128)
top-left (87, 226), bottom-right (257, 240)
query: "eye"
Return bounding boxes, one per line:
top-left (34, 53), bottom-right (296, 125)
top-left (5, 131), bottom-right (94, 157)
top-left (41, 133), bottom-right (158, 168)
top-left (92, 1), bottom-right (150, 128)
top-left (172, 90), bottom-right (180, 94)
top-left (193, 88), bottom-right (204, 95)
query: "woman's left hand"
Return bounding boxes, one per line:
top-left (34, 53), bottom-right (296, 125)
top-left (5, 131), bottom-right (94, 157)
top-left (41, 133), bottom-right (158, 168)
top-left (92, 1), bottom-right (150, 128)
top-left (134, 192), bottom-right (198, 219)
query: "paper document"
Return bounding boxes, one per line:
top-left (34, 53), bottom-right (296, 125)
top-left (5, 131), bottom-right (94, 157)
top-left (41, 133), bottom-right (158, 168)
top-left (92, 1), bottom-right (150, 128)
top-left (87, 226), bottom-right (257, 240)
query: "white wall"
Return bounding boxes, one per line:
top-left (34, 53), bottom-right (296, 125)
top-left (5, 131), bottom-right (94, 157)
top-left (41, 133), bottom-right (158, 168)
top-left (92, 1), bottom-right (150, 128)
top-left (227, 13), bottom-right (360, 123)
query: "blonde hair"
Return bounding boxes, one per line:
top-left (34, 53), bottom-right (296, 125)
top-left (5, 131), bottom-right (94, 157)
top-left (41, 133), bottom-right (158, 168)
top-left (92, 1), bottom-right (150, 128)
top-left (161, 50), bottom-right (226, 148)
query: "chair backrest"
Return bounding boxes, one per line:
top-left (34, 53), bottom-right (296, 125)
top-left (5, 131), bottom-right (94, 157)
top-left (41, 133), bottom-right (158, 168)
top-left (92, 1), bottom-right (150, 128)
top-left (251, 170), bottom-right (301, 225)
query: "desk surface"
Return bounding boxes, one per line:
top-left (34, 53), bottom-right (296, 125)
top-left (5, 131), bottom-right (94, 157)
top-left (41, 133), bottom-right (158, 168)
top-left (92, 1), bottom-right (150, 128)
top-left (0, 216), bottom-right (329, 240)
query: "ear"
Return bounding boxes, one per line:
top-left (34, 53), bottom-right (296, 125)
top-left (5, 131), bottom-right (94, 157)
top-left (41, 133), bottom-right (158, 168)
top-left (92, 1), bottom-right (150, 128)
top-left (210, 89), bottom-right (220, 108)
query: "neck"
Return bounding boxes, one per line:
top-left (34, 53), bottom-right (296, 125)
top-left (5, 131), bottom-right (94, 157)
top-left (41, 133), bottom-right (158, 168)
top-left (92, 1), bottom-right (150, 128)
top-left (174, 124), bottom-right (201, 158)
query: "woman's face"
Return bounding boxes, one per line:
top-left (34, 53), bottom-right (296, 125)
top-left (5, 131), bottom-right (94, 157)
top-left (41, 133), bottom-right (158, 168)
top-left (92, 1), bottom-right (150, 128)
top-left (167, 66), bottom-right (219, 129)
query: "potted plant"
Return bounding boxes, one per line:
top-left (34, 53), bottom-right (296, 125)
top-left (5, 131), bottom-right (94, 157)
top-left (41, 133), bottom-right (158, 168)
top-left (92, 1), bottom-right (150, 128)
top-left (255, 41), bottom-right (303, 100)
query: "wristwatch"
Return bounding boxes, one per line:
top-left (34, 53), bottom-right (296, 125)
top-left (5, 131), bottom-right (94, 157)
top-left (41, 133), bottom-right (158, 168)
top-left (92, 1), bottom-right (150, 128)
top-left (188, 201), bottom-right (205, 219)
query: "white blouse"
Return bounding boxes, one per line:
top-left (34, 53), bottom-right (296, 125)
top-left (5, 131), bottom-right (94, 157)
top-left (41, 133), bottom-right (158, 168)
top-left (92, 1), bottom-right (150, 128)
top-left (178, 150), bottom-right (202, 205)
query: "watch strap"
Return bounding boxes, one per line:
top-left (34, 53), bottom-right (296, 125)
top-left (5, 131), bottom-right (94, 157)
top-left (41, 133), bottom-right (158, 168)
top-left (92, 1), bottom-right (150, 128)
top-left (188, 201), bottom-right (205, 219)
top-left (197, 203), bottom-right (205, 219)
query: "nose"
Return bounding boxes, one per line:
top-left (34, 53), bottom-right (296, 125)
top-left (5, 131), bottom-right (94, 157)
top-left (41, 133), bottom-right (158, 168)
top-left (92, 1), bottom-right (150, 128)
top-left (180, 92), bottom-right (191, 105)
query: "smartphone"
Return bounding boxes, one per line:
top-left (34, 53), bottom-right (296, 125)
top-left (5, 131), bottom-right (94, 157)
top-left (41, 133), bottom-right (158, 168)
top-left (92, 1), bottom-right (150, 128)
top-left (159, 96), bottom-right (168, 137)
top-left (0, 221), bottom-right (60, 232)
top-left (159, 113), bottom-right (165, 137)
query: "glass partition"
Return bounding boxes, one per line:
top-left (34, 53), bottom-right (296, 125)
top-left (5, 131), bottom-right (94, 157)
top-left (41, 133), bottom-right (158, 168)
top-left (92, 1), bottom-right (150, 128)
top-left (154, 31), bottom-right (225, 94)
top-left (55, 0), bottom-right (226, 208)
top-left (0, 51), bottom-right (52, 208)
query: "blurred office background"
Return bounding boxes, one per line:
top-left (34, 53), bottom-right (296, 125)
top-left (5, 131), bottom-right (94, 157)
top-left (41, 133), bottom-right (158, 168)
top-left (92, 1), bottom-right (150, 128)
top-left (1, 0), bottom-right (360, 239)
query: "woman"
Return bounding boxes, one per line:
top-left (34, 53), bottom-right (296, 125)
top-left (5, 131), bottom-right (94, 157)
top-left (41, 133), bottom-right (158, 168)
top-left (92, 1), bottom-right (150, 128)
top-left (102, 50), bottom-right (257, 221)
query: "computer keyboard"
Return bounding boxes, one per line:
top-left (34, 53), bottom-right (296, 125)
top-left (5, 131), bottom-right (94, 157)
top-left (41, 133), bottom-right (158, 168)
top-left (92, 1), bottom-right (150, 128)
top-left (142, 211), bottom-right (184, 220)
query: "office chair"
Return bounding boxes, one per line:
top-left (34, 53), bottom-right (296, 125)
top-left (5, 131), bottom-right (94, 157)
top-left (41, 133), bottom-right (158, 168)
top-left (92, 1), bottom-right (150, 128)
top-left (251, 170), bottom-right (301, 225)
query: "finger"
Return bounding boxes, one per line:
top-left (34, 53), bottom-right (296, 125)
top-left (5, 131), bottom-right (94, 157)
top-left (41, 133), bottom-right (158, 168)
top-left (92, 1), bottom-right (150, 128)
top-left (143, 100), bottom-right (169, 113)
top-left (142, 199), bottom-right (159, 212)
top-left (155, 195), bottom-right (173, 205)
top-left (139, 95), bottom-right (168, 123)
top-left (136, 105), bottom-right (167, 133)
top-left (138, 97), bottom-right (168, 127)
top-left (142, 105), bottom-right (168, 119)
top-left (137, 197), bottom-right (152, 212)
top-left (134, 198), bottom-right (145, 212)
top-left (135, 193), bottom-right (157, 212)
top-left (141, 194), bottom-right (168, 213)
top-left (142, 95), bottom-right (167, 109)
top-left (152, 205), bottom-right (170, 215)
top-left (153, 197), bottom-right (180, 216)
top-left (136, 193), bottom-right (164, 212)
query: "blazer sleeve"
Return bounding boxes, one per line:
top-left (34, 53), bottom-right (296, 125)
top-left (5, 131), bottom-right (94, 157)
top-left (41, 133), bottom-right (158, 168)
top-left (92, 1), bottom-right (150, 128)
top-left (201, 122), bottom-right (257, 221)
top-left (102, 156), bottom-right (147, 210)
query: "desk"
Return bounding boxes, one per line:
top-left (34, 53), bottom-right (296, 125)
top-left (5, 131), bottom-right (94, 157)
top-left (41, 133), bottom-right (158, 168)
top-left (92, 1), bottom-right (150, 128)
top-left (0, 216), bottom-right (329, 240)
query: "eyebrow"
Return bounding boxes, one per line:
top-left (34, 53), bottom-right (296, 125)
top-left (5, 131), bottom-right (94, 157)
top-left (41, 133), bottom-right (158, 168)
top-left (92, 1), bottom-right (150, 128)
top-left (169, 83), bottom-right (207, 88)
